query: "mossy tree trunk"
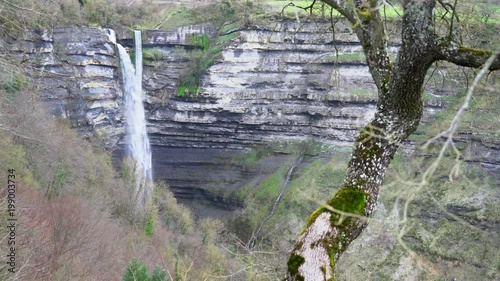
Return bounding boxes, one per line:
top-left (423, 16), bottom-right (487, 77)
top-left (286, 0), bottom-right (499, 280)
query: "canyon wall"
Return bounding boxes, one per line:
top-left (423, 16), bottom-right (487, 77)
top-left (10, 20), bottom-right (497, 200)
top-left (11, 27), bottom-right (124, 146)
top-left (9, 19), bottom-right (499, 281)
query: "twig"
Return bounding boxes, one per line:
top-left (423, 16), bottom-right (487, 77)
top-left (398, 51), bottom-right (499, 253)
top-left (0, 0), bottom-right (43, 15)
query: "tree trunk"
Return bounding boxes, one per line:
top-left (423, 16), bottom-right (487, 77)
top-left (286, 1), bottom-right (499, 280)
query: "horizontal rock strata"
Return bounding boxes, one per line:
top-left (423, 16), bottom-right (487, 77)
top-left (12, 20), bottom-right (495, 199)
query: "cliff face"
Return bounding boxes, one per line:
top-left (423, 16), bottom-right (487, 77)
top-left (142, 21), bottom-right (455, 151)
top-left (139, 21), bottom-right (384, 199)
top-left (11, 27), bottom-right (124, 147)
top-left (10, 21), bottom-right (444, 149)
top-left (9, 19), bottom-right (499, 281)
top-left (135, 20), bottom-right (458, 198)
top-left (11, 20), bottom-right (496, 200)
top-left (146, 21), bottom-right (388, 149)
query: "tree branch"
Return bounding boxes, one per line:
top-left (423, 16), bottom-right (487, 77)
top-left (437, 44), bottom-right (500, 70)
top-left (321, 0), bottom-right (358, 24)
top-left (286, 2), bottom-right (439, 280)
top-left (322, 0), bottom-right (393, 90)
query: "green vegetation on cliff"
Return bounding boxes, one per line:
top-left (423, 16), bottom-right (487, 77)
top-left (0, 73), bottom-right (232, 280)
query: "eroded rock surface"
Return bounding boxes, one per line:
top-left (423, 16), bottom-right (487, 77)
top-left (11, 27), bottom-right (123, 146)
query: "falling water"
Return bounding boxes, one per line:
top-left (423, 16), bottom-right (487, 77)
top-left (107, 29), bottom-right (153, 210)
top-left (249, 153), bottom-right (305, 248)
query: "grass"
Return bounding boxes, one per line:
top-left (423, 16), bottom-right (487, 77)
top-left (378, 4), bottom-right (404, 18)
top-left (219, 22), bottom-right (241, 34)
top-left (228, 168), bottom-right (285, 240)
top-left (176, 84), bottom-right (199, 97)
top-left (153, 5), bottom-right (201, 30)
top-left (349, 88), bottom-right (377, 97)
top-left (192, 35), bottom-right (210, 51)
top-left (408, 133), bottom-right (429, 143)
top-left (142, 49), bottom-right (164, 66)
top-left (176, 45), bottom-right (222, 97)
top-left (227, 149), bottom-right (343, 243)
top-left (266, 1), bottom-right (340, 18)
top-left (176, 21), bottom-right (237, 97)
top-left (227, 142), bottom-right (351, 241)
top-left (254, 171), bottom-right (284, 202)
top-left (264, 1), bottom-right (499, 28)
top-left (324, 52), bottom-right (366, 64)
top-left (217, 32), bottom-right (239, 43)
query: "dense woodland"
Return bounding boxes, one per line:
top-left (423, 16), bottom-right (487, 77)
top-left (0, 0), bottom-right (499, 280)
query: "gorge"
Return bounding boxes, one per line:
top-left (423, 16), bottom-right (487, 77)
top-left (11, 20), bottom-right (498, 203)
top-left (6, 14), bottom-right (500, 280)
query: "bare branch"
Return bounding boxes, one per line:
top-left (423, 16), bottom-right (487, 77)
top-left (437, 44), bottom-right (500, 70)
top-left (322, 0), bottom-right (358, 24)
top-left (0, 0), bottom-right (43, 15)
top-left (425, 51), bottom-right (499, 151)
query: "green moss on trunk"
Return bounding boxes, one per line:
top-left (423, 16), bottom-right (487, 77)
top-left (304, 186), bottom-right (368, 231)
top-left (356, 6), bottom-right (371, 23)
top-left (297, 185), bottom-right (368, 279)
top-left (327, 188), bottom-right (367, 221)
top-left (457, 46), bottom-right (492, 56)
top-left (287, 253), bottom-right (305, 281)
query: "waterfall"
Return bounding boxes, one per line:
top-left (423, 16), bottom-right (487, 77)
top-left (107, 29), bottom-right (153, 210)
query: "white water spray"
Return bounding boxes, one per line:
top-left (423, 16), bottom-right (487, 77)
top-left (107, 29), bottom-right (153, 210)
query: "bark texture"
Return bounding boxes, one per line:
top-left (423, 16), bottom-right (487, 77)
top-left (286, 1), bottom-right (499, 280)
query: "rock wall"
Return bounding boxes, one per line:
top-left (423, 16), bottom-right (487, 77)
top-left (11, 27), bottom-right (124, 147)
top-left (9, 19), bottom-right (499, 281)
top-left (137, 20), bottom-right (456, 197)
top-left (146, 21), bottom-right (388, 149)
top-left (143, 21), bottom-right (453, 151)
top-left (11, 20), bottom-right (496, 200)
top-left (12, 21), bottom-right (451, 149)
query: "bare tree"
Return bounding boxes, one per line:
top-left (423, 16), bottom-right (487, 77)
top-left (286, 1), bottom-right (499, 280)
